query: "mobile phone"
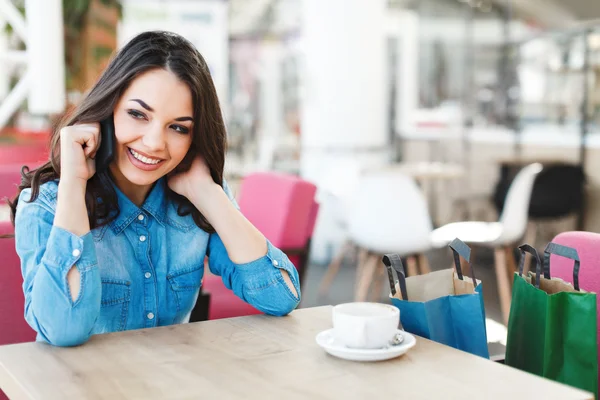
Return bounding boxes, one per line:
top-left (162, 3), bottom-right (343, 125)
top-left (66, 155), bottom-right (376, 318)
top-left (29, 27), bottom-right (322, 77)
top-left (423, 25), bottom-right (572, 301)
top-left (96, 115), bottom-right (115, 172)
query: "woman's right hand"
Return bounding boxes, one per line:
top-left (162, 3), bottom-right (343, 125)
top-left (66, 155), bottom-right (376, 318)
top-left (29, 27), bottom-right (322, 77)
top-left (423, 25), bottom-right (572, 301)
top-left (59, 123), bottom-right (102, 185)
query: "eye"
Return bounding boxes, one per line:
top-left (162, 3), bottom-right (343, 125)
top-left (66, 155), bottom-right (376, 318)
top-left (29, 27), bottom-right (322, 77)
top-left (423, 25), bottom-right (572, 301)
top-left (127, 109), bottom-right (147, 120)
top-left (170, 124), bottom-right (190, 134)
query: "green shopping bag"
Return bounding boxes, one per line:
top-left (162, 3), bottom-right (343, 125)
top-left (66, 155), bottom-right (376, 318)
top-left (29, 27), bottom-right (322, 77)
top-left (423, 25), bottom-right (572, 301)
top-left (505, 243), bottom-right (598, 397)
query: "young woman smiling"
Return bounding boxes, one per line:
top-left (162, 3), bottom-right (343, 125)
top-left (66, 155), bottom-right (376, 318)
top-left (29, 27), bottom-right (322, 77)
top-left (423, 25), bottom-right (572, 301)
top-left (8, 31), bottom-right (300, 347)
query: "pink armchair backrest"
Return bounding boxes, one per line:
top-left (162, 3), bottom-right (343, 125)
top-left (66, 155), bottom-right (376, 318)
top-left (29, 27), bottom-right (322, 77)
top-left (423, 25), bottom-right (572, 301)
top-left (549, 231), bottom-right (600, 384)
top-left (238, 172), bottom-right (317, 250)
top-left (0, 222), bottom-right (36, 346)
top-left (0, 165), bottom-right (23, 202)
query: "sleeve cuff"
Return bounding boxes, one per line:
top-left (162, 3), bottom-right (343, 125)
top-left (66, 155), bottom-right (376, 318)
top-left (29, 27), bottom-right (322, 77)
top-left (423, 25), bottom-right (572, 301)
top-left (41, 226), bottom-right (98, 272)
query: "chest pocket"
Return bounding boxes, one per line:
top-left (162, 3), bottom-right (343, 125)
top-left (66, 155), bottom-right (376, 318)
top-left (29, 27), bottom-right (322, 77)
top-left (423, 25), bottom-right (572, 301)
top-left (93, 279), bottom-right (131, 334)
top-left (167, 266), bottom-right (203, 322)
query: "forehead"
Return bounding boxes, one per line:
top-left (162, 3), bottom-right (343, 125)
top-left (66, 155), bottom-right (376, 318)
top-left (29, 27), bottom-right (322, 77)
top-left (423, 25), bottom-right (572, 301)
top-left (121, 69), bottom-right (193, 115)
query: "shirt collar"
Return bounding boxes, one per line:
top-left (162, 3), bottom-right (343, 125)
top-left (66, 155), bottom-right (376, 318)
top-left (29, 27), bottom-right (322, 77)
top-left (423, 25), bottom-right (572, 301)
top-left (108, 177), bottom-right (168, 234)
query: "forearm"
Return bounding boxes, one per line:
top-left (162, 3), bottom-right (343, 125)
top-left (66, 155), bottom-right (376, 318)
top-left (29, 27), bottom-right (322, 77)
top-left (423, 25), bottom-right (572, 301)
top-left (192, 183), bottom-right (266, 264)
top-left (193, 183), bottom-right (298, 297)
top-left (54, 180), bottom-right (90, 301)
top-left (55, 180), bottom-right (90, 236)
top-left (27, 248), bottom-right (102, 347)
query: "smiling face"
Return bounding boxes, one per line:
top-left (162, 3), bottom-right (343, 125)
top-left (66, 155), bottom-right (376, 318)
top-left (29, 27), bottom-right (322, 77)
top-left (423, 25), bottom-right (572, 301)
top-left (109, 68), bottom-right (194, 204)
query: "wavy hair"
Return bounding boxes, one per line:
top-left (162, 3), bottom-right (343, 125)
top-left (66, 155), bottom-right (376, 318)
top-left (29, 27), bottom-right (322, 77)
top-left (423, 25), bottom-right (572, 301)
top-left (8, 31), bottom-right (227, 233)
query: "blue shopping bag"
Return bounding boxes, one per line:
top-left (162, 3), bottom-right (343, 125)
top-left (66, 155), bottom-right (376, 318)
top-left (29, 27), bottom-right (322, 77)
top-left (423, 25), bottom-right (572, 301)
top-left (383, 238), bottom-right (489, 358)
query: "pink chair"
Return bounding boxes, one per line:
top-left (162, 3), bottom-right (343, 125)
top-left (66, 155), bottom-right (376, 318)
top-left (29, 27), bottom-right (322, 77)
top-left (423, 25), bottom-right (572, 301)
top-left (0, 164), bottom-right (23, 202)
top-left (0, 142), bottom-right (48, 166)
top-left (0, 221), bottom-right (36, 399)
top-left (200, 172), bottom-right (319, 320)
top-left (0, 222), bottom-right (35, 346)
top-left (548, 231), bottom-right (600, 384)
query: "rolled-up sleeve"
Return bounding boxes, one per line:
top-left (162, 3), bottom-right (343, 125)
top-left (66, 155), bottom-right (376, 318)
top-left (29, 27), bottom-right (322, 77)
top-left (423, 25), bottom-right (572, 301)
top-left (207, 233), bottom-right (301, 316)
top-left (14, 188), bottom-right (102, 346)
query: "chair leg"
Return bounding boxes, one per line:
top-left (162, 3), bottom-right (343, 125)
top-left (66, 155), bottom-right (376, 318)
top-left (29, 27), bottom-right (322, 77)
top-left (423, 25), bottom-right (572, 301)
top-left (505, 246), bottom-right (517, 287)
top-left (494, 247), bottom-right (512, 326)
top-left (406, 256), bottom-right (419, 277)
top-left (353, 248), bottom-right (369, 293)
top-left (417, 253), bottom-right (431, 274)
top-left (369, 266), bottom-right (385, 302)
top-left (355, 253), bottom-right (379, 301)
top-left (318, 240), bottom-right (352, 297)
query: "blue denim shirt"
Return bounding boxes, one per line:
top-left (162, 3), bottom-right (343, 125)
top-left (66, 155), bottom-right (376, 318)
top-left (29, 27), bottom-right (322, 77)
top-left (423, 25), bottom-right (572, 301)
top-left (14, 178), bottom-right (301, 346)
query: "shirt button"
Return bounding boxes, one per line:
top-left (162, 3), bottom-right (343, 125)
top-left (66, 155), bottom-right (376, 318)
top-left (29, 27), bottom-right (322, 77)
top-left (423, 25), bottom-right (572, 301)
top-left (144, 272), bottom-right (152, 279)
top-left (272, 260), bottom-right (279, 267)
top-left (147, 312), bottom-right (154, 320)
top-left (140, 235), bottom-right (146, 242)
top-left (72, 249), bottom-right (81, 257)
top-left (138, 214), bottom-right (145, 221)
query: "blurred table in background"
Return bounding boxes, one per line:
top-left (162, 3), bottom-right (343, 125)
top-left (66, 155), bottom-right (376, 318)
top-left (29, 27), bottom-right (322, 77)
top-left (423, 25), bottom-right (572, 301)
top-left (368, 161), bottom-right (465, 181)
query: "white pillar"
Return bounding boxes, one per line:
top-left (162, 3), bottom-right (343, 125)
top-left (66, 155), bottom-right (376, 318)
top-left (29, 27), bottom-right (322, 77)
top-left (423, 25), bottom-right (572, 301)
top-left (300, 0), bottom-right (389, 178)
top-left (25, 0), bottom-right (65, 114)
top-left (300, 0), bottom-right (390, 262)
top-left (0, 17), bottom-right (9, 100)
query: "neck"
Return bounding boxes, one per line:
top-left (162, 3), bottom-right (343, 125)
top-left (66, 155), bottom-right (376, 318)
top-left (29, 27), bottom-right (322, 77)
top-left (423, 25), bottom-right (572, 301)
top-left (108, 165), bottom-right (153, 207)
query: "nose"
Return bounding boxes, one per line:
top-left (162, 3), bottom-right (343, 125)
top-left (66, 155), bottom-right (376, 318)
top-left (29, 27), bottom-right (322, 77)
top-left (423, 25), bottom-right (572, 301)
top-left (142, 124), bottom-right (167, 153)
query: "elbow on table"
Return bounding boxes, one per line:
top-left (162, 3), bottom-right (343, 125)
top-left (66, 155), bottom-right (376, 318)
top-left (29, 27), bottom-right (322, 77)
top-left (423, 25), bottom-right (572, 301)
top-left (252, 290), bottom-right (301, 317)
top-left (39, 324), bottom-right (93, 347)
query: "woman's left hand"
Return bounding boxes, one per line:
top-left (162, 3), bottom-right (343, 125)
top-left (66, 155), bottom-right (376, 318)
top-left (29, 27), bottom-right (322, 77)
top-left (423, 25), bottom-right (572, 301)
top-left (167, 156), bottom-right (218, 202)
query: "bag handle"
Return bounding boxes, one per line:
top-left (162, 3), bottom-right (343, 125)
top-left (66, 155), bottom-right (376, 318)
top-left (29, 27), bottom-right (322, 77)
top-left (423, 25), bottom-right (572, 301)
top-left (543, 242), bottom-right (581, 291)
top-left (382, 254), bottom-right (408, 300)
top-left (448, 238), bottom-right (477, 285)
top-left (517, 244), bottom-right (541, 289)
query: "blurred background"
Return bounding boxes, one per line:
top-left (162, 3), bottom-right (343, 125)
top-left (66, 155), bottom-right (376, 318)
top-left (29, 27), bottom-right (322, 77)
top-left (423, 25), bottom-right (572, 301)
top-left (2, 0), bottom-right (600, 355)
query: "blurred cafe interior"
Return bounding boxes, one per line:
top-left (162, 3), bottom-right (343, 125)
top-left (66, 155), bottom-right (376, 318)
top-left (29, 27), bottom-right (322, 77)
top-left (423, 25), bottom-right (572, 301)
top-left (2, 0), bottom-right (600, 397)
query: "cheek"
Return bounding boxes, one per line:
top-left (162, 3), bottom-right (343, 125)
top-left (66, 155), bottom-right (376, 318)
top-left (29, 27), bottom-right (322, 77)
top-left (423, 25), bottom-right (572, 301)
top-left (114, 115), bottom-right (140, 144)
top-left (169, 135), bottom-right (193, 162)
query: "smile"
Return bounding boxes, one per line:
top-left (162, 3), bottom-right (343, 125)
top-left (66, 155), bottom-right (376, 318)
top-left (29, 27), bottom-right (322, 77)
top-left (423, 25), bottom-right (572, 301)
top-left (128, 148), bottom-right (164, 165)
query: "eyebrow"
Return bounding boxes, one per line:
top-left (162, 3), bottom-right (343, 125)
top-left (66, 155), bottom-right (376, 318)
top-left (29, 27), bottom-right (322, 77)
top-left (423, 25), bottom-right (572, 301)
top-left (129, 99), bottom-right (154, 112)
top-left (129, 99), bottom-right (193, 122)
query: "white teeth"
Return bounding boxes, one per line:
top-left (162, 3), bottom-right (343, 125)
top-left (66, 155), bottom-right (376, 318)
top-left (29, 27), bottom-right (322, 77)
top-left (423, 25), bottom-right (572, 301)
top-left (129, 148), bottom-right (161, 165)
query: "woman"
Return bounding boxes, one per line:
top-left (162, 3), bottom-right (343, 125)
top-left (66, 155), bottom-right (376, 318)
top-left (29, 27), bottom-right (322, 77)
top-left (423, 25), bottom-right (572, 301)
top-left (9, 31), bottom-right (300, 347)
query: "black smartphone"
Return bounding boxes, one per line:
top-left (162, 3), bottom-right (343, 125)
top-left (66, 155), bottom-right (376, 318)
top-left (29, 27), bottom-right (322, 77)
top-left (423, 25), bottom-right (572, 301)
top-left (96, 115), bottom-right (115, 172)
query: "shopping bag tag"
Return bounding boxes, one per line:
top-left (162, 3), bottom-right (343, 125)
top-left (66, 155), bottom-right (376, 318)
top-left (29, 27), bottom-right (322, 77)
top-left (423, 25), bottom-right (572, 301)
top-left (517, 244), bottom-right (542, 288)
top-left (544, 242), bottom-right (581, 291)
top-left (448, 238), bottom-right (477, 284)
top-left (382, 254), bottom-right (408, 300)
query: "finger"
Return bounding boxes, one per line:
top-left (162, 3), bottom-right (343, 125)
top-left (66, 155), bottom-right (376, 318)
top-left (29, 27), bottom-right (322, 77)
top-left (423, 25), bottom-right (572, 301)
top-left (75, 122), bottom-right (100, 132)
top-left (80, 132), bottom-right (97, 158)
top-left (87, 156), bottom-right (96, 177)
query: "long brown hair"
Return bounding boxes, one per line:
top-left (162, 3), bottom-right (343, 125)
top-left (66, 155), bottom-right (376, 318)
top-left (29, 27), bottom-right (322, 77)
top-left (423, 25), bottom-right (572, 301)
top-left (8, 31), bottom-right (226, 232)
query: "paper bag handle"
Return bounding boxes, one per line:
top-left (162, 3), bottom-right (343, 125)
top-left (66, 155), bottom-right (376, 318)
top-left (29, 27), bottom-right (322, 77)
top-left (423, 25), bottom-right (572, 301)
top-left (448, 238), bottom-right (477, 285)
top-left (543, 242), bottom-right (581, 291)
top-left (382, 254), bottom-right (408, 300)
top-left (517, 244), bottom-right (541, 289)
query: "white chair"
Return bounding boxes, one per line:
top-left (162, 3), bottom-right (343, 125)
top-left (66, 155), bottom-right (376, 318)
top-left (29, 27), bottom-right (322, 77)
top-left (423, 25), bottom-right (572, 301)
top-left (316, 161), bottom-right (362, 296)
top-left (320, 171), bottom-right (434, 301)
top-left (430, 162), bottom-right (543, 324)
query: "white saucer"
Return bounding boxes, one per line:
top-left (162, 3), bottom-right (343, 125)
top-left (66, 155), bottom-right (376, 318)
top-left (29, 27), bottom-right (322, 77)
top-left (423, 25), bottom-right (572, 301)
top-left (315, 329), bottom-right (416, 362)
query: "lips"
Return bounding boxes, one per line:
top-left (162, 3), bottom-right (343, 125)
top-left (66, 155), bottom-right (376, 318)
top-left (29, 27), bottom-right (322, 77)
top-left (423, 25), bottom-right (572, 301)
top-left (126, 147), bottom-right (165, 171)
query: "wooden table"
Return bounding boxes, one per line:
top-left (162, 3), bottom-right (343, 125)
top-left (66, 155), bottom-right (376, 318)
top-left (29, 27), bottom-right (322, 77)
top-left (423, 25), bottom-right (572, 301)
top-left (0, 306), bottom-right (592, 400)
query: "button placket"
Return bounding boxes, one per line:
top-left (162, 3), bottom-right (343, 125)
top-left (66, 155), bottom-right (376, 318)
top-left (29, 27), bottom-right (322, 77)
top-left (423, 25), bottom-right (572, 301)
top-left (135, 224), bottom-right (156, 328)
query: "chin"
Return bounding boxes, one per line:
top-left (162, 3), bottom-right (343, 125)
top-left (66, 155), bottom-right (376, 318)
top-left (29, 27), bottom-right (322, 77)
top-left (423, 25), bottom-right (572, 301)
top-left (121, 167), bottom-right (164, 187)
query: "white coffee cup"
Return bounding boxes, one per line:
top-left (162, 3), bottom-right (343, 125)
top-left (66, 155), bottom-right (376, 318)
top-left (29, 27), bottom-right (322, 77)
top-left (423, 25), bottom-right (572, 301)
top-left (332, 302), bottom-right (400, 349)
